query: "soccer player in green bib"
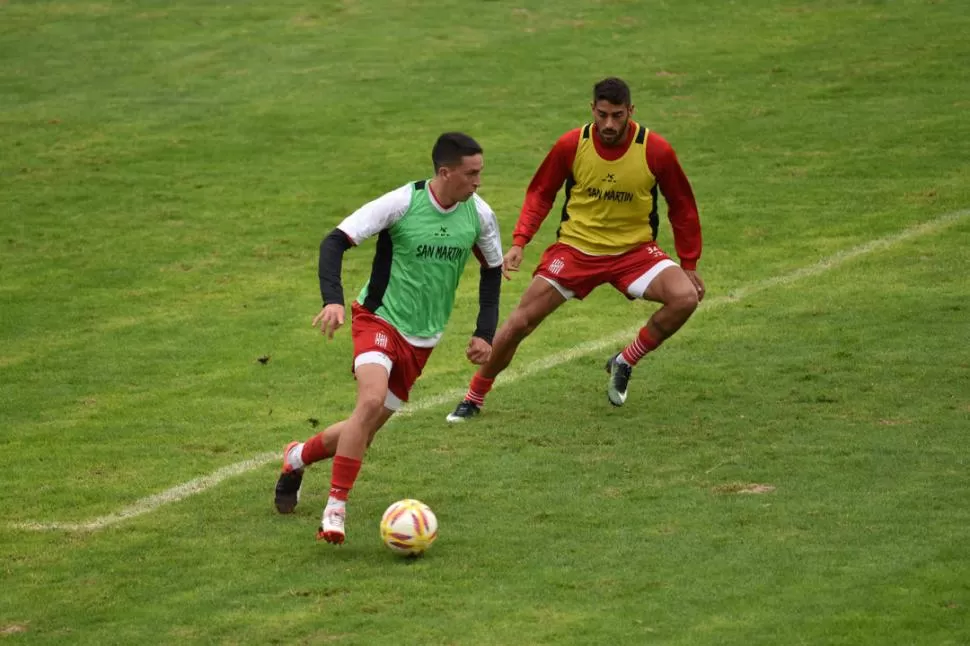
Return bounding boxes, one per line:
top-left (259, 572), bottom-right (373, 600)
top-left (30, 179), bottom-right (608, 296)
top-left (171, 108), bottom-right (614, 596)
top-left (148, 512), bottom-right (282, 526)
top-left (274, 133), bottom-right (505, 544)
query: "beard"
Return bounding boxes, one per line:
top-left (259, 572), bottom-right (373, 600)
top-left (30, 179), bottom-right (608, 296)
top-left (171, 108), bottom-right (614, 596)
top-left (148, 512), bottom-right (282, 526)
top-left (599, 121), bottom-right (628, 145)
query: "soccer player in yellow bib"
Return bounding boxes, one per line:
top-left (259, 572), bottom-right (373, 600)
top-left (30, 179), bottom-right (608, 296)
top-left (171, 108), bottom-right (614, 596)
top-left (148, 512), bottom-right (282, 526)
top-left (447, 77), bottom-right (704, 420)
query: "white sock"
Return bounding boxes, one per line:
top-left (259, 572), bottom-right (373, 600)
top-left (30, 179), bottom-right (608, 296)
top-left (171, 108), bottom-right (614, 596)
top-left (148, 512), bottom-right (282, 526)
top-left (286, 443), bottom-right (305, 470)
top-left (616, 354), bottom-right (632, 366)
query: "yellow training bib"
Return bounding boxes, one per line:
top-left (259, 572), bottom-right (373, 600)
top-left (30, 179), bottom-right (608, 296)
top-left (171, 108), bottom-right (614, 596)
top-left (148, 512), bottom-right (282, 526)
top-left (559, 122), bottom-right (658, 255)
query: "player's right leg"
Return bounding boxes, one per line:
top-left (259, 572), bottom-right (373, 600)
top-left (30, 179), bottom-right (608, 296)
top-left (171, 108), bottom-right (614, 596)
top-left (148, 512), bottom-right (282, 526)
top-left (318, 361), bottom-right (396, 544)
top-left (447, 276), bottom-right (567, 421)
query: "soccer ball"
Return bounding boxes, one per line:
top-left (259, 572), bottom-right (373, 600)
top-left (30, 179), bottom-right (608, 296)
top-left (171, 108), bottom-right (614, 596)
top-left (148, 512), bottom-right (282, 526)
top-left (380, 499), bottom-right (438, 556)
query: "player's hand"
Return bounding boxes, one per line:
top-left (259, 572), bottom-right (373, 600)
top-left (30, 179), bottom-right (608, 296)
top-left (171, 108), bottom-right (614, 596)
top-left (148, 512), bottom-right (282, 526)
top-left (684, 270), bottom-right (706, 302)
top-left (312, 304), bottom-right (345, 339)
top-left (502, 245), bottom-right (523, 279)
top-left (466, 336), bottom-right (492, 365)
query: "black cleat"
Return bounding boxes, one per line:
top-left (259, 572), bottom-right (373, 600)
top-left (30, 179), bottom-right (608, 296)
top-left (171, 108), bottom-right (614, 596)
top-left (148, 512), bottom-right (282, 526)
top-left (274, 469), bottom-right (304, 514)
top-left (274, 441), bottom-right (304, 514)
top-left (605, 353), bottom-right (633, 407)
top-left (446, 399), bottom-right (481, 423)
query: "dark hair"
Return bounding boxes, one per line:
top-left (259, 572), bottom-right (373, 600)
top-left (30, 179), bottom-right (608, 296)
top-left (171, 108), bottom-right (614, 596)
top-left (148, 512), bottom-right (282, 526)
top-left (432, 132), bottom-right (483, 171)
top-left (593, 77), bottom-right (631, 106)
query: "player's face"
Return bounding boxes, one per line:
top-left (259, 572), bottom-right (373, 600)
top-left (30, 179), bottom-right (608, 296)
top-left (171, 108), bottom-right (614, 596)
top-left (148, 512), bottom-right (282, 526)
top-left (444, 153), bottom-right (483, 203)
top-left (592, 100), bottom-right (633, 146)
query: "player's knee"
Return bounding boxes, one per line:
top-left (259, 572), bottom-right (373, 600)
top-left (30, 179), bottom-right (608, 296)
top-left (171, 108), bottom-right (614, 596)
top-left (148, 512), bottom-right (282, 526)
top-left (670, 287), bottom-right (699, 318)
top-left (506, 309), bottom-right (538, 339)
top-left (354, 392), bottom-right (386, 420)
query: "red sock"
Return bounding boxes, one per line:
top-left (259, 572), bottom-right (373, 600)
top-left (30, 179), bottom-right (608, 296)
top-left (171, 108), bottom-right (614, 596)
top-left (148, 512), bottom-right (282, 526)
top-left (329, 455), bottom-right (362, 501)
top-left (300, 433), bottom-right (334, 466)
top-left (464, 374), bottom-right (495, 406)
top-left (621, 326), bottom-right (662, 366)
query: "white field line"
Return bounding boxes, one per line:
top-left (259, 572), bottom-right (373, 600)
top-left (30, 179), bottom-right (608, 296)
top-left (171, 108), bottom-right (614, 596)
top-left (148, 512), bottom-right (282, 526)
top-left (12, 209), bottom-right (968, 532)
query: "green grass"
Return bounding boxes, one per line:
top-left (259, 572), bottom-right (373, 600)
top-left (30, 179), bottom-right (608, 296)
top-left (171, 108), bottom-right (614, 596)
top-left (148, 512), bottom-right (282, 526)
top-left (2, 0), bottom-right (969, 643)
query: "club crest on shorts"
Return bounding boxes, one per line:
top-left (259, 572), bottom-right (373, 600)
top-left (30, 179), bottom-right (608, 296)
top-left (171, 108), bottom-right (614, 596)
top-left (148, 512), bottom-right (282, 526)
top-left (375, 332), bottom-right (389, 348)
top-left (549, 257), bottom-right (566, 275)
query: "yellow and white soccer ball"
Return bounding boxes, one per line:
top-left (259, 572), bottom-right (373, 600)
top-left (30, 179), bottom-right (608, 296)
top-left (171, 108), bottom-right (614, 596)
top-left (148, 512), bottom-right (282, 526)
top-left (380, 499), bottom-right (438, 556)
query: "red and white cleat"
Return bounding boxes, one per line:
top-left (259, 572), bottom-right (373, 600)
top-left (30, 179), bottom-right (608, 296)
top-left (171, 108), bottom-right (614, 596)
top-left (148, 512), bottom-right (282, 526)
top-left (316, 506), bottom-right (346, 544)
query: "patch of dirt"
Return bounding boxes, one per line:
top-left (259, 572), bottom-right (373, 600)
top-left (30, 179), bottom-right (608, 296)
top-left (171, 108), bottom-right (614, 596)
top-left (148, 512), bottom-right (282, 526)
top-left (712, 482), bottom-right (776, 495)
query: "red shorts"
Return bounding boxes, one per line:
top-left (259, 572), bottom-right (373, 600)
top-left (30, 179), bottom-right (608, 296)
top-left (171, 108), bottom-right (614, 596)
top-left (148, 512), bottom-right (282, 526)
top-left (534, 241), bottom-right (677, 300)
top-left (350, 302), bottom-right (433, 408)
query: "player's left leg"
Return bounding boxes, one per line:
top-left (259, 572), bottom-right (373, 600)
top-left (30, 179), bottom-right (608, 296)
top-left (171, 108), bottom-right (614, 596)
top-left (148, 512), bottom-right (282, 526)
top-left (607, 245), bottom-right (701, 405)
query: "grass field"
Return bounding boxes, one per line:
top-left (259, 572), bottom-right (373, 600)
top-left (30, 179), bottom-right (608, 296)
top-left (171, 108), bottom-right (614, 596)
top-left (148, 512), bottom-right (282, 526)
top-left (2, 0), bottom-right (969, 643)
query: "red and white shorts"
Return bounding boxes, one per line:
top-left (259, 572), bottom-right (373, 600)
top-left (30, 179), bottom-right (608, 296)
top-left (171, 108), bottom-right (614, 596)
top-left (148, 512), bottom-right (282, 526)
top-left (534, 241), bottom-right (678, 300)
top-left (350, 302), bottom-right (433, 411)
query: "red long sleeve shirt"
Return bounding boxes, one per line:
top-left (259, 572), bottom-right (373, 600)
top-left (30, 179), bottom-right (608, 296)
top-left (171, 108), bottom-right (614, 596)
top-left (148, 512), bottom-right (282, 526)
top-left (512, 123), bottom-right (702, 270)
